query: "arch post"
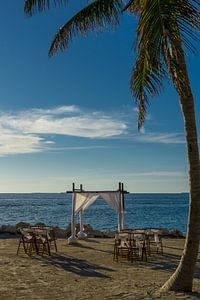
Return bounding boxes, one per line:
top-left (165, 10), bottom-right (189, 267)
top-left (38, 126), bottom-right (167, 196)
top-left (121, 183), bottom-right (125, 230)
top-left (77, 208), bottom-right (87, 239)
top-left (68, 184), bottom-right (78, 244)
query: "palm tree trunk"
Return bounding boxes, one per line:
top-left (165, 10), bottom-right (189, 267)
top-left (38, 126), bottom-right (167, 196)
top-left (161, 42), bottom-right (200, 292)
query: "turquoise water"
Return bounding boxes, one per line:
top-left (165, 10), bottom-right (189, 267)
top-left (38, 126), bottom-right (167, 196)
top-left (0, 193), bottom-right (189, 234)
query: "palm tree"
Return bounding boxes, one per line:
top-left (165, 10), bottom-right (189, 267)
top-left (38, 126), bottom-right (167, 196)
top-left (24, 0), bottom-right (200, 292)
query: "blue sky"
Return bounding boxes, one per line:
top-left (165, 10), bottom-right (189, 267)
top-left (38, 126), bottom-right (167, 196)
top-left (0, 1), bottom-right (199, 193)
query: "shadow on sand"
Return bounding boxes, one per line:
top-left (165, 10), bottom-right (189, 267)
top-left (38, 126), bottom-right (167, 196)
top-left (186, 292), bottom-right (200, 299)
top-left (144, 251), bottom-right (200, 280)
top-left (36, 252), bottom-right (114, 279)
top-left (67, 240), bottom-right (113, 255)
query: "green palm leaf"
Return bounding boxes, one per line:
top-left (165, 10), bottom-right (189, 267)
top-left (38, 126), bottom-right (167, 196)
top-left (24, 0), bottom-right (68, 15)
top-left (48, 0), bottom-right (124, 57)
top-left (125, 0), bottom-right (200, 128)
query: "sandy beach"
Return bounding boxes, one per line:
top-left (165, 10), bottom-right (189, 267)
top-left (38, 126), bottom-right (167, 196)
top-left (0, 237), bottom-right (200, 300)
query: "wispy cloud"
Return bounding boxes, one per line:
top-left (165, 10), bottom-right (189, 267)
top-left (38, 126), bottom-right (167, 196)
top-left (82, 169), bottom-right (186, 178)
top-left (48, 146), bottom-right (108, 152)
top-left (0, 106), bottom-right (127, 138)
top-left (0, 129), bottom-right (53, 156)
top-left (29, 105), bottom-right (80, 115)
top-left (0, 105), bottom-right (186, 156)
top-left (122, 171), bottom-right (186, 178)
top-left (0, 106), bottom-right (127, 156)
top-left (131, 132), bottom-right (185, 144)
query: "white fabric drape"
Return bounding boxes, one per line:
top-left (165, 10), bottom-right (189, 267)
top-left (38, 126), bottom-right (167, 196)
top-left (75, 193), bottom-right (99, 213)
top-left (99, 192), bottom-right (121, 212)
top-left (74, 191), bottom-right (121, 213)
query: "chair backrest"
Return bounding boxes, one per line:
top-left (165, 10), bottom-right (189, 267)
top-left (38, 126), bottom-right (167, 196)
top-left (115, 233), bottom-right (129, 247)
top-left (20, 228), bottom-right (34, 240)
top-left (30, 225), bottom-right (56, 241)
top-left (146, 229), bottom-right (162, 242)
top-left (47, 228), bottom-right (56, 241)
top-left (133, 233), bottom-right (145, 240)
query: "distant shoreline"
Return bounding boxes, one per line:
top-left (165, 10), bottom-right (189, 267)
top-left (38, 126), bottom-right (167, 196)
top-left (0, 223), bottom-right (185, 239)
top-left (0, 192), bottom-right (189, 195)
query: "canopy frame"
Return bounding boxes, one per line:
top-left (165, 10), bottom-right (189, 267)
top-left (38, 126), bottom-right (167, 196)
top-left (67, 182), bottom-right (128, 244)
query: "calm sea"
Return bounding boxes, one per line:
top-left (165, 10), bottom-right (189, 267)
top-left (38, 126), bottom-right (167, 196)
top-left (0, 193), bottom-right (189, 234)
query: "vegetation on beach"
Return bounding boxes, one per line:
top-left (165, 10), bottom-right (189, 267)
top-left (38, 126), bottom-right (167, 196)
top-left (24, 0), bottom-right (200, 294)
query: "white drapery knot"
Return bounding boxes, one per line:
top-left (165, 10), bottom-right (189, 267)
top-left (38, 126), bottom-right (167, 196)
top-left (74, 191), bottom-right (121, 213)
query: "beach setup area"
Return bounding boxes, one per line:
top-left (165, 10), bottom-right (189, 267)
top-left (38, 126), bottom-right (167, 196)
top-left (0, 183), bottom-right (200, 299)
top-left (1, 224), bottom-right (200, 299)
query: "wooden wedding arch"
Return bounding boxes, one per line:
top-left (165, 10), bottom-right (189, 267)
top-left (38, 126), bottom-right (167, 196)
top-left (67, 182), bottom-right (128, 244)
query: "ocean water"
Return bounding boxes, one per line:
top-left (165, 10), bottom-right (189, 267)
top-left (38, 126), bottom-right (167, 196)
top-left (0, 193), bottom-right (189, 234)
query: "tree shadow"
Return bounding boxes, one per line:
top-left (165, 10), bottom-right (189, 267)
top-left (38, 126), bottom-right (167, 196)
top-left (36, 253), bottom-right (114, 278)
top-left (187, 292), bottom-right (200, 299)
top-left (164, 245), bottom-right (200, 255)
top-left (144, 252), bottom-right (200, 279)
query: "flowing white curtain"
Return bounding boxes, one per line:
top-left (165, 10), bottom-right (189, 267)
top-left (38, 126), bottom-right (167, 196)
top-left (74, 191), bottom-right (121, 213)
top-left (75, 193), bottom-right (99, 213)
top-left (99, 192), bottom-right (121, 212)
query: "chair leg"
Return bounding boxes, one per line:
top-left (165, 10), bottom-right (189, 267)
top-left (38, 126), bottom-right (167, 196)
top-left (41, 244), bottom-right (46, 257)
top-left (129, 249), bottom-right (133, 263)
top-left (146, 241), bottom-right (151, 256)
top-left (47, 241), bottom-right (51, 256)
top-left (40, 241), bottom-right (51, 257)
top-left (17, 238), bottom-right (29, 256)
top-left (17, 240), bottom-right (22, 255)
top-left (54, 240), bottom-right (58, 252)
top-left (142, 248), bottom-right (147, 262)
top-left (160, 241), bottom-right (163, 254)
top-left (27, 243), bottom-right (32, 256)
top-left (116, 248), bottom-right (119, 262)
top-left (113, 246), bottom-right (116, 261)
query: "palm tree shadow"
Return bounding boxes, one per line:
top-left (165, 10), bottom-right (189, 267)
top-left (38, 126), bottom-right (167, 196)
top-left (187, 292), bottom-right (200, 299)
top-left (145, 252), bottom-right (200, 279)
top-left (36, 253), bottom-right (114, 278)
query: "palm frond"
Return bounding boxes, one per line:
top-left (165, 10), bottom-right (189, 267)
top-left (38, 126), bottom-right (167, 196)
top-left (48, 0), bottom-right (124, 57)
top-left (129, 1), bottom-right (167, 128)
top-left (131, 48), bottom-right (167, 129)
top-left (122, 0), bottom-right (142, 13)
top-left (24, 0), bottom-right (68, 16)
top-left (127, 0), bottom-right (200, 128)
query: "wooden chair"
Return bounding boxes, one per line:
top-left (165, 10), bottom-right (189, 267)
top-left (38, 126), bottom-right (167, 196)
top-left (132, 233), bottom-right (147, 261)
top-left (17, 227), bottom-right (53, 257)
top-left (17, 228), bottom-right (37, 256)
top-left (146, 230), bottom-right (163, 255)
top-left (33, 228), bottom-right (51, 256)
top-left (113, 232), bottom-right (147, 262)
top-left (31, 226), bottom-right (57, 253)
top-left (113, 233), bottom-right (130, 262)
top-left (46, 227), bottom-right (58, 252)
